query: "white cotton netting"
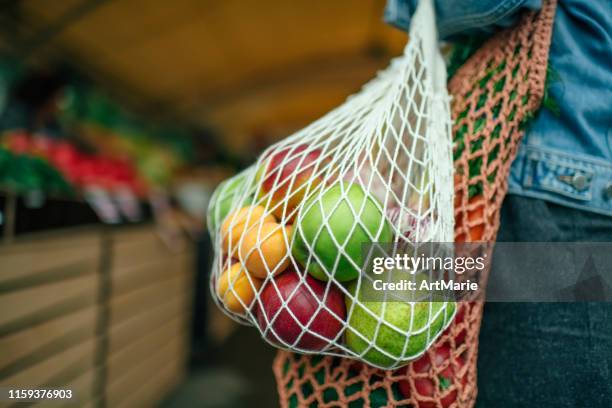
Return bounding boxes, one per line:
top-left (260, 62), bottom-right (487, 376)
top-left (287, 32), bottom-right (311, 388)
top-left (207, 0), bottom-right (455, 369)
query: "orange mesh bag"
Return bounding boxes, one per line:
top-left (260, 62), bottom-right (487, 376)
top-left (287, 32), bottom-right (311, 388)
top-left (273, 1), bottom-right (557, 407)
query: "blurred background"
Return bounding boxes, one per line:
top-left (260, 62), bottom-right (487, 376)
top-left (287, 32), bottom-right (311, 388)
top-left (0, 1), bottom-right (405, 406)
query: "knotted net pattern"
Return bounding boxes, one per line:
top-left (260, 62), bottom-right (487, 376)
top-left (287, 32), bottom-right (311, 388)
top-left (208, 0), bottom-right (456, 370)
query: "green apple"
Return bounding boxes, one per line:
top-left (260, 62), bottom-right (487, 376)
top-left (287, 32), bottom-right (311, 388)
top-left (292, 182), bottom-right (392, 282)
top-left (345, 282), bottom-right (456, 368)
top-left (207, 171), bottom-right (252, 237)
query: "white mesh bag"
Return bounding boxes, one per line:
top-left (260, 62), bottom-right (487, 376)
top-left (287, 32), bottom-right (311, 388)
top-left (207, 0), bottom-right (455, 369)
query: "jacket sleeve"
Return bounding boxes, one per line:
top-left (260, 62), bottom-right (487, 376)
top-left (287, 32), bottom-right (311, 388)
top-left (384, 0), bottom-right (542, 39)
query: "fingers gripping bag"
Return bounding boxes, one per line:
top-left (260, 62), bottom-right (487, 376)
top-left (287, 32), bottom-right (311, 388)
top-left (208, 0), bottom-right (454, 370)
top-left (273, 0), bottom-right (557, 407)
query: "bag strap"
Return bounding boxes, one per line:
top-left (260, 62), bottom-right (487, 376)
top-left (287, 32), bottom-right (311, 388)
top-left (451, 0), bottom-right (558, 243)
top-left (407, 0), bottom-right (447, 93)
top-left (449, 0), bottom-right (557, 111)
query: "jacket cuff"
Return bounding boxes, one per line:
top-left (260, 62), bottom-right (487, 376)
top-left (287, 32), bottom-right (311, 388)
top-left (384, 0), bottom-right (417, 32)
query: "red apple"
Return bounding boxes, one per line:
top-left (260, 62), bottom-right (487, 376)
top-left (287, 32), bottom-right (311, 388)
top-left (397, 343), bottom-right (467, 408)
top-left (257, 145), bottom-right (323, 221)
top-left (256, 269), bottom-right (345, 351)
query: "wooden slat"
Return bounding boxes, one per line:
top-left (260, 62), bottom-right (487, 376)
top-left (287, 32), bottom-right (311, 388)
top-left (0, 306), bottom-right (97, 373)
top-left (59, 366), bottom-right (99, 408)
top-left (110, 225), bottom-right (158, 244)
top-left (105, 335), bottom-right (185, 407)
top-left (0, 224), bottom-right (194, 408)
top-left (108, 270), bottom-right (190, 327)
top-left (110, 252), bottom-right (192, 297)
top-left (106, 315), bottom-right (186, 384)
top-left (0, 231), bottom-right (100, 287)
top-left (115, 355), bottom-right (183, 408)
top-left (0, 337), bottom-right (96, 390)
top-left (0, 228), bottom-right (101, 251)
top-left (110, 226), bottom-right (186, 270)
top-left (104, 225), bottom-right (191, 407)
top-left (107, 293), bottom-right (188, 357)
top-left (0, 274), bottom-right (99, 333)
top-left (28, 366), bottom-right (100, 408)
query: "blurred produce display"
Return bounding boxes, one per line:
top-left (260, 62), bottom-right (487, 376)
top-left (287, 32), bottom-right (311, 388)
top-left (0, 58), bottom-right (234, 231)
top-left (0, 142), bottom-right (73, 196)
top-left (2, 131), bottom-right (141, 195)
top-left (0, 59), bottom-right (196, 197)
top-left (57, 82), bottom-right (193, 189)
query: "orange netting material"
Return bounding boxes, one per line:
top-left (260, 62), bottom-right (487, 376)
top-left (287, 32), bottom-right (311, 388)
top-left (273, 1), bottom-right (557, 407)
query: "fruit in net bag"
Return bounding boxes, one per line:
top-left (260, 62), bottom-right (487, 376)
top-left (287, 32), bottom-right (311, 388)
top-left (257, 270), bottom-right (346, 351)
top-left (239, 222), bottom-right (292, 278)
top-left (220, 205), bottom-right (275, 254)
top-left (216, 262), bottom-right (262, 314)
top-left (292, 182), bottom-right (393, 282)
top-left (256, 145), bottom-right (323, 221)
top-left (207, 171), bottom-right (251, 234)
top-left (397, 342), bottom-right (468, 408)
top-left (345, 281), bottom-right (456, 369)
top-left (208, 0), bottom-right (455, 368)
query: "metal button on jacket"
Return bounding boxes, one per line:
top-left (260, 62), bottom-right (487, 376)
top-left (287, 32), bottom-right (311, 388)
top-left (558, 173), bottom-right (591, 191)
top-left (571, 173), bottom-right (589, 191)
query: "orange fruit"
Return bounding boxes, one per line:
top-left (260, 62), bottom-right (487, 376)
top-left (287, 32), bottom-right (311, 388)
top-left (221, 205), bottom-right (275, 254)
top-left (239, 222), bottom-right (292, 278)
top-left (216, 263), bottom-right (262, 314)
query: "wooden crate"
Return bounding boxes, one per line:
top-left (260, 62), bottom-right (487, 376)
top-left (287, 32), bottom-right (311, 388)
top-left (105, 226), bottom-right (192, 407)
top-left (0, 229), bottom-right (102, 408)
top-left (0, 224), bottom-right (194, 408)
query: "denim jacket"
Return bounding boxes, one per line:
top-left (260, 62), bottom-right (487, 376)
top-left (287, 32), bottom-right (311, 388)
top-left (385, 0), bottom-right (612, 217)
